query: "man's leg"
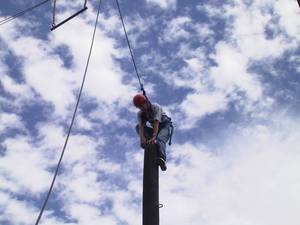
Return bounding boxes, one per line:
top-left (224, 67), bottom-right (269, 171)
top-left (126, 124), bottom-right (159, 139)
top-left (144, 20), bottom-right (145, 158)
top-left (156, 123), bottom-right (170, 160)
top-left (156, 123), bottom-right (171, 171)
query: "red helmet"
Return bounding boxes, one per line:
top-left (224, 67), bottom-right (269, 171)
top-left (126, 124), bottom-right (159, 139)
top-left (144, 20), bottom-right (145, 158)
top-left (133, 94), bottom-right (146, 107)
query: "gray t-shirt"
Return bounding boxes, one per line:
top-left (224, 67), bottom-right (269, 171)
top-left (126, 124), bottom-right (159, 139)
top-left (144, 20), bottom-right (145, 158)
top-left (137, 103), bottom-right (168, 125)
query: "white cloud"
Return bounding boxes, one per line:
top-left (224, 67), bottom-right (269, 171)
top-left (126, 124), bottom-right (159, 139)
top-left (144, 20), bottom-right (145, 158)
top-left (289, 55), bottom-right (300, 73)
top-left (227, 0), bottom-right (298, 59)
top-left (210, 42), bottom-right (263, 101)
top-left (0, 112), bottom-right (24, 132)
top-left (1, 75), bottom-right (32, 97)
top-left (112, 190), bottom-right (141, 225)
top-left (0, 9), bottom-right (136, 118)
top-left (64, 134), bottom-right (102, 165)
top-left (50, 14), bottom-right (136, 104)
top-left (178, 91), bottom-right (228, 129)
top-left (169, 41), bottom-right (264, 129)
top-left (0, 191), bottom-right (76, 225)
top-left (96, 158), bottom-right (121, 173)
top-left (75, 113), bottom-right (93, 130)
top-left (161, 16), bottom-right (192, 43)
top-left (160, 117), bottom-right (300, 225)
top-left (0, 176), bottom-right (20, 192)
top-left (165, 0), bottom-right (299, 127)
top-left (0, 28), bottom-right (77, 115)
top-left (89, 102), bottom-right (121, 124)
top-left (37, 123), bottom-right (66, 152)
top-left (61, 169), bottom-right (103, 203)
top-left (0, 136), bottom-right (52, 194)
top-left (1, 1), bottom-right (299, 225)
top-left (0, 194), bottom-right (37, 225)
top-left (0, 11), bottom-right (139, 224)
top-left (262, 0), bottom-right (300, 38)
top-left (67, 203), bottom-right (117, 225)
top-left (185, 58), bottom-right (204, 72)
top-left (196, 3), bottom-right (227, 19)
top-left (194, 23), bottom-right (214, 38)
top-left (181, 93), bottom-right (227, 117)
top-left (146, 0), bottom-right (176, 9)
top-left (118, 14), bottom-right (156, 49)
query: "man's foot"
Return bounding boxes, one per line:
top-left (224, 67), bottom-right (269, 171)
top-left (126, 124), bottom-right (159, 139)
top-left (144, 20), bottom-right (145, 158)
top-left (156, 157), bottom-right (167, 171)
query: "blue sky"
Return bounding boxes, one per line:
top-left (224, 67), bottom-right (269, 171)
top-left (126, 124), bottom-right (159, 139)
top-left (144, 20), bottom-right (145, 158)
top-left (1, 0), bottom-right (300, 224)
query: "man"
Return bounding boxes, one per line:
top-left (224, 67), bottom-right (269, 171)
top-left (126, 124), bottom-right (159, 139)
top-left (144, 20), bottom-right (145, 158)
top-left (133, 94), bottom-right (172, 171)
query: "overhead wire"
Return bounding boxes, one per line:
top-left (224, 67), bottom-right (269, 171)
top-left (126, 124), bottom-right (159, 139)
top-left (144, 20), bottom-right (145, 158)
top-left (0, 0), bottom-right (50, 26)
top-left (34, 0), bottom-right (103, 224)
top-left (115, 0), bottom-right (146, 96)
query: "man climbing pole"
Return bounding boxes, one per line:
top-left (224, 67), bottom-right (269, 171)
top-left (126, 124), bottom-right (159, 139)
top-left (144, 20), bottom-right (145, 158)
top-left (133, 94), bottom-right (173, 171)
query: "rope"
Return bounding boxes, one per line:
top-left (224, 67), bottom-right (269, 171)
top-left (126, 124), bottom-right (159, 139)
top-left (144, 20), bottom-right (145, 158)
top-left (115, 0), bottom-right (146, 96)
top-left (34, 0), bottom-right (102, 224)
top-left (0, 0), bottom-right (50, 26)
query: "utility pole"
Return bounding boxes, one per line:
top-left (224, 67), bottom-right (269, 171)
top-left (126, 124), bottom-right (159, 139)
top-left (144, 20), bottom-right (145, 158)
top-left (143, 144), bottom-right (159, 225)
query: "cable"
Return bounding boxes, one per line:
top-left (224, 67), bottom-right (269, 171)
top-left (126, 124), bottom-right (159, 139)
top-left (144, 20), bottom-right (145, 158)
top-left (34, 0), bottom-right (102, 224)
top-left (52, 0), bottom-right (57, 26)
top-left (84, 0), bottom-right (88, 8)
top-left (0, 0), bottom-right (50, 26)
top-left (115, 0), bottom-right (146, 95)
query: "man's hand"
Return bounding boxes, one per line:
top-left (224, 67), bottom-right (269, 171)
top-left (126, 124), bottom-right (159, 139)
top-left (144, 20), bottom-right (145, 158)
top-left (147, 136), bottom-right (156, 145)
top-left (140, 136), bottom-right (147, 145)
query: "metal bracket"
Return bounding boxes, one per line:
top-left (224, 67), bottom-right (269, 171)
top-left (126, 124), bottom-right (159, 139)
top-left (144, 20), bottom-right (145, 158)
top-left (51, 6), bottom-right (88, 31)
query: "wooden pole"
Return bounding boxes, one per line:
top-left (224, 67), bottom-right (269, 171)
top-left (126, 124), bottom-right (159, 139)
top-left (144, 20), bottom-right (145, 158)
top-left (143, 144), bottom-right (159, 225)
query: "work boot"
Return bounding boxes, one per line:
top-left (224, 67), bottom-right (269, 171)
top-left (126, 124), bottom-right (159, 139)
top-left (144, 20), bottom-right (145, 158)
top-left (156, 157), bottom-right (167, 171)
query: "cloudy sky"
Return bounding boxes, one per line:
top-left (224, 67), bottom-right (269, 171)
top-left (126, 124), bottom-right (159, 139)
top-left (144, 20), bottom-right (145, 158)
top-left (1, 0), bottom-right (300, 224)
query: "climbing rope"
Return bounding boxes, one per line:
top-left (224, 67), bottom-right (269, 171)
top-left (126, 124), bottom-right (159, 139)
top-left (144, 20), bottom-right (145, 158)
top-left (115, 0), bottom-right (146, 96)
top-left (0, 0), bottom-right (50, 26)
top-left (34, 0), bottom-right (102, 224)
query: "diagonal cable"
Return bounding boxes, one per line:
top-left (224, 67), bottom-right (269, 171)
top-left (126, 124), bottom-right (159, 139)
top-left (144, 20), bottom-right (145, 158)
top-left (34, 0), bottom-right (102, 224)
top-left (0, 0), bottom-right (50, 26)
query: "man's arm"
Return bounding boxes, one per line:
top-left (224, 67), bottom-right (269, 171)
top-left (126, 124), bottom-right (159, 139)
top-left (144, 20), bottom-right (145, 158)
top-left (147, 120), bottom-right (159, 144)
top-left (139, 123), bottom-right (146, 144)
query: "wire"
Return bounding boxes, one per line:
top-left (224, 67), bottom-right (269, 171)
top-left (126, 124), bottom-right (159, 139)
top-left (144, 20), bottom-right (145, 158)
top-left (52, 0), bottom-right (57, 26)
top-left (115, 0), bottom-right (146, 95)
top-left (0, 0), bottom-right (50, 26)
top-left (34, 0), bottom-right (102, 224)
top-left (84, 0), bottom-right (88, 8)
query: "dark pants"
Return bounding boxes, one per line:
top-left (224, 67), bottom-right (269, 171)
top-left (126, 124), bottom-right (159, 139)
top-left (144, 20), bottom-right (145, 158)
top-left (136, 122), bottom-right (171, 161)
